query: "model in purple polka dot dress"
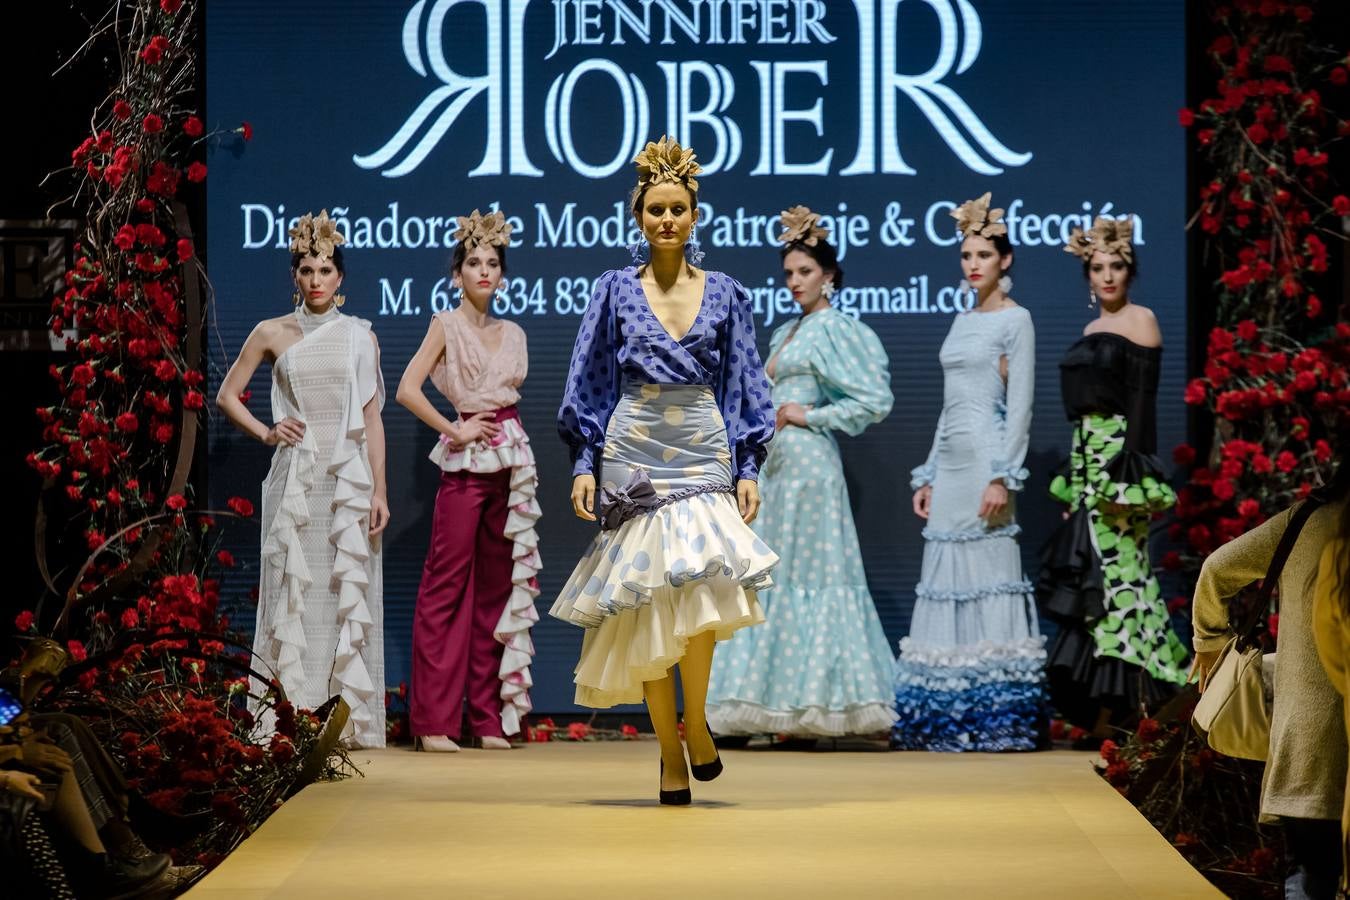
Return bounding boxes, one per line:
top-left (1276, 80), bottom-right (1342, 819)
top-left (550, 136), bottom-right (778, 804)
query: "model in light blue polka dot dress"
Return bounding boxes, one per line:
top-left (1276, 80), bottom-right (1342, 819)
top-left (708, 304), bottom-right (899, 736)
top-left (707, 213), bottom-right (898, 737)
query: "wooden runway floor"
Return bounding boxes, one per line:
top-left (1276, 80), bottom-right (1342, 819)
top-left (186, 743), bottom-right (1219, 899)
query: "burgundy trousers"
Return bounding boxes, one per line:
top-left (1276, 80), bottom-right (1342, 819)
top-left (410, 466), bottom-right (514, 739)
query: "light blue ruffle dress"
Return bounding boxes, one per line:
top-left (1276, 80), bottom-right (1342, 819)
top-left (893, 305), bottom-right (1047, 751)
top-left (708, 307), bottom-right (898, 736)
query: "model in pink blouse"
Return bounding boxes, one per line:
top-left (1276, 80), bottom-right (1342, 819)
top-left (395, 210), bottom-right (540, 752)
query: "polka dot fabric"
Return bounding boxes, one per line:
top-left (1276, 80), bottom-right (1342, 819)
top-left (557, 267), bottom-right (774, 483)
top-left (551, 384), bottom-right (778, 707)
top-left (709, 308), bottom-right (899, 736)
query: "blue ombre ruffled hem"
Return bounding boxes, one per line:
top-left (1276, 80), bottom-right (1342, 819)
top-left (890, 637), bottom-right (1047, 752)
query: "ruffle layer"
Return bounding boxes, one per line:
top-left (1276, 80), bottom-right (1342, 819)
top-left (921, 523), bottom-right (1021, 543)
top-left (916, 579), bottom-right (1035, 603)
top-left (571, 579), bottom-right (765, 708)
top-left (325, 350), bottom-right (381, 747)
top-left (1035, 506), bottom-right (1105, 624)
top-left (259, 436), bottom-right (317, 712)
top-left (550, 492), bottom-right (777, 629)
top-left (709, 700), bottom-right (897, 737)
top-left (707, 582), bottom-right (897, 736)
top-left (1046, 624), bottom-right (1178, 728)
top-left (910, 462), bottom-right (937, 490)
top-left (990, 459), bottom-right (1029, 492)
top-left (891, 637), bottom-right (1047, 752)
top-left (430, 418), bottom-right (541, 736)
top-left (1102, 449), bottom-right (1176, 510)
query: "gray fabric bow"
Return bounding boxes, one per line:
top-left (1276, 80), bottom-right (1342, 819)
top-left (600, 469), bottom-right (659, 530)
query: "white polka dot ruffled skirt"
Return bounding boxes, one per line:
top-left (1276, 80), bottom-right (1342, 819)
top-left (550, 383), bottom-right (778, 707)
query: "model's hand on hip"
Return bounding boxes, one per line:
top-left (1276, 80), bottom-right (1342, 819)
top-left (571, 474), bottom-right (597, 521)
top-left (775, 402), bottom-right (809, 432)
top-left (978, 481), bottom-right (1008, 521)
top-left (912, 485), bottom-right (932, 519)
top-left (265, 417), bottom-right (306, 446)
top-left (369, 494), bottom-right (390, 536)
top-left (737, 479), bottom-right (760, 524)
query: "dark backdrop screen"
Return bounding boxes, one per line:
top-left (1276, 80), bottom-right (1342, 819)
top-left (206, 0), bottom-right (1186, 712)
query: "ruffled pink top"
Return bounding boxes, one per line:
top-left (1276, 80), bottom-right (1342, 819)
top-left (429, 309), bottom-right (527, 412)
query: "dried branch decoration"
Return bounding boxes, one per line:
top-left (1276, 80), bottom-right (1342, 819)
top-left (1064, 216), bottom-right (1135, 263)
top-left (633, 135), bottom-right (702, 194)
top-left (777, 205), bottom-right (830, 247)
top-left (950, 192), bottom-right (1008, 240)
top-left (288, 210), bottom-right (346, 260)
top-left (453, 209), bottom-right (514, 250)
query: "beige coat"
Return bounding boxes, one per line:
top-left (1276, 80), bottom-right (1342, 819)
top-left (1313, 538), bottom-right (1350, 881)
top-left (1192, 502), bottom-right (1347, 821)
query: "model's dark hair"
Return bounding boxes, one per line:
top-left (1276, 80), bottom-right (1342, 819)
top-left (290, 246), bottom-right (345, 275)
top-left (780, 240), bottom-right (844, 291)
top-left (629, 181), bottom-right (700, 218)
top-left (1081, 248), bottom-right (1140, 284)
top-left (451, 241), bottom-right (508, 275)
top-left (961, 232), bottom-right (1015, 274)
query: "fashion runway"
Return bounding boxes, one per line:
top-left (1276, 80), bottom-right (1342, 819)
top-left (185, 743), bottom-right (1218, 899)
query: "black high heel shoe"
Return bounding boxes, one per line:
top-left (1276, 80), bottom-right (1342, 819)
top-left (659, 759), bottom-right (692, 806)
top-left (690, 724), bottom-right (723, 782)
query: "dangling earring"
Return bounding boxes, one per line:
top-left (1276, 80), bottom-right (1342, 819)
top-left (334, 293), bottom-right (346, 308)
top-left (821, 281), bottom-right (836, 301)
top-left (628, 235), bottom-right (651, 267)
top-left (292, 290), bottom-right (302, 306)
top-left (1088, 290), bottom-right (1098, 309)
top-left (684, 227), bottom-right (705, 267)
top-left (998, 274), bottom-right (1013, 294)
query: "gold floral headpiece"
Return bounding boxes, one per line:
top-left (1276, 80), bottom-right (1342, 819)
top-left (777, 205), bottom-right (830, 247)
top-left (288, 210), bottom-right (346, 260)
top-left (633, 135), bottom-right (702, 194)
top-left (950, 192), bottom-right (1007, 240)
top-left (1064, 216), bottom-right (1135, 263)
top-left (453, 209), bottom-right (513, 250)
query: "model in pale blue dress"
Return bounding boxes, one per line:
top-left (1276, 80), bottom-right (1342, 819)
top-left (893, 305), bottom-right (1047, 751)
top-left (708, 306), bottom-right (898, 736)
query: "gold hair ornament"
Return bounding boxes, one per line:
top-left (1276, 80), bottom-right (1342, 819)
top-left (288, 209), bottom-right (346, 260)
top-left (777, 205), bottom-right (830, 247)
top-left (1063, 216), bottom-right (1135, 263)
top-left (453, 209), bottom-right (514, 250)
top-left (950, 192), bottom-right (1008, 240)
top-left (633, 135), bottom-right (702, 194)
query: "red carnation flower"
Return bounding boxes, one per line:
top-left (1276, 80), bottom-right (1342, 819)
top-left (240, 121), bottom-right (254, 141)
top-left (1236, 319), bottom-right (1258, 342)
top-left (66, 639), bottom-right (88, 662)
top-left (227, 496), bottom-right (255, 517)
top-left (1183, 379), bottom-right (1208, 405)
top-left (1172, 444), bottom-right (1196, 466)
top-left (1161, 551), bottom-right (1182, 571)
top-left (140, 35), bottom-right (170, 65)
top-left (14, 610), bottom-right (35, 631)
top-left (1212, 478), bottom-right (1236, 501)
top-left (115, 412), bottom-right (139, 432)
top-left (142, 113), bottom-right (164, 134)
top-left (113, 99), bottom-right (132, 120)
top-left (153, 423), bottom-right (175, 444)
top-left (216, 549), bottom-right (236, 567)
top-left (1099, 739), bottom-right (1119, 763)
top-left (114, 224), bottom-right (137, 251)
top-left (1333, 196), bottom-right (1350, 216)
top-left (161, 0), bottom-right (183, 12)
top-left (1331, 67), bottom-right (1348, 86)
top-left (182, 115), bottom-right (203, 137)
top-left (1276, 451), bottom-right (1298, 473)
top-left (120, 608), bottom-right (140, 629)
top-left (186, 162), bottom-right (207, 183)
top-left (1238, 498), bottom-right (1261, 519)
top-left (1177, 108), bottom-right (1194, 127)
top-left (166, 493), bottom-right (187, 511)
top-left (1307, 295), bottom-right (1322, 318)
top-left (184, 390), bottom-right (205, 410)
top-left (176, 238), bottom-right (194, 261)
